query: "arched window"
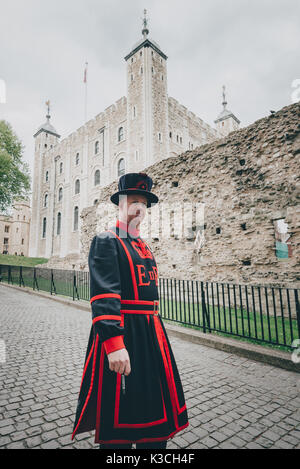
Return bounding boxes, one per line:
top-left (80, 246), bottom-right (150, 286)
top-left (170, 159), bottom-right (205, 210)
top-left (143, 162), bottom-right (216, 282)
top-left (94, 199), bottom-right (99, 205)
top-left (59, 162), bottom-right (63, 174)
top-left (44, 194), bottom-right (48, 208)
top-left (75, 179), bottom-right (80, 195)
top-left (118, 127), bottom-right (124, 142)
top-left (57, 212), bottom-right (61, 235)
top-left (76, 153), bottom-right (80, 165)
top-left (118, 158), bottom-right (125, 177)
top-left (95, 141), bottom-right (99, 155)
top-left (58, 187), bottom-right (63, 202)
top-left (45, 171), bottom-right (49, 182)
top-left (42, 217), bottom-right (47, 238)
top-left (94, 170), bottom-right (100, 186)
top-left (74, 206), bottom-right (79, 231)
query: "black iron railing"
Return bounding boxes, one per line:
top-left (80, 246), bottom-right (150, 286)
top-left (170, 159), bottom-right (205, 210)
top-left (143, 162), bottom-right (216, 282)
top-left (0, 264), bottom-right (299, 350)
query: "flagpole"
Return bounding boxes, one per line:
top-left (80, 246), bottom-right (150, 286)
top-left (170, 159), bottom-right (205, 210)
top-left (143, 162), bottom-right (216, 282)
top-left (84, 62), bottom-right (88, 123)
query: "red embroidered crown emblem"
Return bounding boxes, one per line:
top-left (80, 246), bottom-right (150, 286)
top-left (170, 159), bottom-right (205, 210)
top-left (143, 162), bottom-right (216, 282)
top-left (135, 180), bottom-right (148, 191)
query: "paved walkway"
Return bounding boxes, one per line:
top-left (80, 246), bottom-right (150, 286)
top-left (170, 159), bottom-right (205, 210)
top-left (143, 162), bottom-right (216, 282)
top-left (0, 284), bottom-right (299, 449)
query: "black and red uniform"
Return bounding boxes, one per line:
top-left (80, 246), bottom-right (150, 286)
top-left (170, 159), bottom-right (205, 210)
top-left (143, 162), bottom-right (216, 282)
top-left (71, 219), bottom-right (189, 444)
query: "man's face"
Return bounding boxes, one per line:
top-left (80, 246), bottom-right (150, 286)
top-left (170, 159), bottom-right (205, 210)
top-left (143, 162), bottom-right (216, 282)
top-left (119, 194), bottom-right (147, 227)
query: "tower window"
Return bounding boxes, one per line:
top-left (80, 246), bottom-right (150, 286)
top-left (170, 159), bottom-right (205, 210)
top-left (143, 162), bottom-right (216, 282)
top-left (45, 171), bottom-right (49, 182)
top-left (169, 132), bottom-right (172, 139)
top-left (4, 226), bottom-right (9, 233)
top-left (94, 199), bottom-right (99, 205)
top-left (131, 74), bottom-right (133, 82)
top-left (95, 141), bottom-right (99, 155)
top-left (118, 127), bottom-right (124, 142)
top-left (42, 217), bottom-right (47, 238)
top-left (180, 137), bottom-right (182, 144)
top-left (94, 169), bottom-right (100, 186)
top-left (76, 152), bottom-right (80, 165)
top-left (59, 162), bottom-right (63, 174)
top-left (57, 212), bottom-right (61, 235)
top-left (58, 187), bottom-right (63, 202)
top-left (140, 67), bottom-right (143, 74)
top-left (216, 227), bottom-right (221, 234)
top-left (73, 207), bottom-right (79, 231)
top-left (44, 194), bottom-right (48, 208)
top-left (140, 51), bottom-right (142, 56)
top-left (118, 158), bottom-right (125, 177)
top-left (21, 238), bottom-right (24, 245)
top-left (158, 132), bottom-right (162, 142)
top-left (75, 179), bottom-right (80, 195)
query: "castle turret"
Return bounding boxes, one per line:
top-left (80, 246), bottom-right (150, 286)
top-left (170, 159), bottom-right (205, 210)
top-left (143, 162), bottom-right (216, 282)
top-left (124, 10), bottom-right (169, 171)
top-left (214, 86), bottom-right (240, 136)
top-left (29, 101), bottom-right (60, 257)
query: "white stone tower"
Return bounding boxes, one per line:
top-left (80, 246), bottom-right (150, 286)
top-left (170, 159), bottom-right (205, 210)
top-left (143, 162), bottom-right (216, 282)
top-left (125, 9), bottom-right (170, 170)
top-left (214, 86), bottom-right (240, 136)
top-left (29, 101), bottom-right (60, 257)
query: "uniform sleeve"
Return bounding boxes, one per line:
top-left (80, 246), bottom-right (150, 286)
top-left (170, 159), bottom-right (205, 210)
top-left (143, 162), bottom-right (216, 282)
top-left (88, 232), bottom-right (125, 355)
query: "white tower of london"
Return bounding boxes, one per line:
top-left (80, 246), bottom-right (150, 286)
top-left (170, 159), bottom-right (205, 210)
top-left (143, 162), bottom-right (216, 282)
top-left (29, 12), bottom-right (239, 260)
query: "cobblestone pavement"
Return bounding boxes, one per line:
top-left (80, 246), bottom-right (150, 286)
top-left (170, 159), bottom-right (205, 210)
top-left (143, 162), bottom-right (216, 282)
top-left (0, 284), bottom-right (299, 449)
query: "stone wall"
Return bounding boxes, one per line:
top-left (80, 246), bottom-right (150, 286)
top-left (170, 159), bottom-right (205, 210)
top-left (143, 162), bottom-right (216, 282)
top-left (50, 102), bottom-right (300, 288)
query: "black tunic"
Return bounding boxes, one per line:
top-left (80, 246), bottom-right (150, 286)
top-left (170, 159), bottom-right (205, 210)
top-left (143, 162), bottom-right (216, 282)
top-left (71, 219), bottom-right (189, 444)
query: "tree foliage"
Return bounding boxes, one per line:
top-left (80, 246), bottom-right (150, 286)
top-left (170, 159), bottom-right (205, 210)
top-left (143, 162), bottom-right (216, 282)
top-left (0, 120), bottom-right (31, 212)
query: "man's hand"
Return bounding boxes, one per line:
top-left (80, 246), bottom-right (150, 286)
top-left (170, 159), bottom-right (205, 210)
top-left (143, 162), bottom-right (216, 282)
top-left (107, 348), bottom-right (131, 376)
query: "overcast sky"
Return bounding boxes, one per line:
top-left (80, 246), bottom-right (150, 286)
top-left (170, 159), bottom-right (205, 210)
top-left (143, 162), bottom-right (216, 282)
top-left (0, 0), bottom-right (299, 191)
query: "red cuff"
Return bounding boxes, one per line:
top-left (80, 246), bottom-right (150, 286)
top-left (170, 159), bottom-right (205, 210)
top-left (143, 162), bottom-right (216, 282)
top-left (103, 335), bottom-right (125, 355)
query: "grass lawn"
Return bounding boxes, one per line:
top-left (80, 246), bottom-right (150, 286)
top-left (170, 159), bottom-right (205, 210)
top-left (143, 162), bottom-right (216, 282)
top-left (0, 254), bottom-right (49, 267)
top-left (159, 298), bottom-right (299, 352)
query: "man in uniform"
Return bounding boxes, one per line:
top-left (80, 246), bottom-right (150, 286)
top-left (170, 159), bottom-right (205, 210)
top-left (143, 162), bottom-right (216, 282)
top-left (71, 172), bottom-right (189, 449)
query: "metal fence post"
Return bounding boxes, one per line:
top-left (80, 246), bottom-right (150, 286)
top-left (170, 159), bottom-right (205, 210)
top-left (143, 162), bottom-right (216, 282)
top-left (295, 290), bottom-right (300, 340)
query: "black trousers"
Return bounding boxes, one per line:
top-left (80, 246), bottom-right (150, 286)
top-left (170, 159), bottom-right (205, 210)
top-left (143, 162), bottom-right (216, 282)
top-left (99, 440), bottom-right (167, 449)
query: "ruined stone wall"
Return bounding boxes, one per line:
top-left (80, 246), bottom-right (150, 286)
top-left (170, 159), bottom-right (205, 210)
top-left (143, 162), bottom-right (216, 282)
top-left (62, 102), bottom-right (300, 288)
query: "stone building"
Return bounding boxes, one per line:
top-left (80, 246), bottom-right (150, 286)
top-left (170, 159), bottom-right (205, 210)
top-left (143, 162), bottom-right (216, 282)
top-left (0, 199), bottom-right (31, 256)
top-left (29, 13), bottom-right (238, 261)
top-left (77, 101), bottom-right (300, 288)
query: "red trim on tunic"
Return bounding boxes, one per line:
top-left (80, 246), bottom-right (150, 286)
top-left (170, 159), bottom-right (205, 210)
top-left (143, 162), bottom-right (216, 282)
top-left (103, 335), bottom-right (125, 355)
top-left (116, 219), bottom-right (140, 237)
top-left (120, 309), bottom-right (154, 315)
top-left (162, 329), bottom-right (187, 414)
top-left (72, 334), bottom-right (99, 440)
top-left (78, 338), bottom-right (95, 395)
top-left (107, 229), bottom-right (139, 300)
top-left (153, 315), bottom-right (179, 429)
top-left (113, 376), bottom-right (167, 428)
top-left (90, 293), bottom-right (121, 304)
top-left (92, 315), bottom-right (121, 324)
top-left (121, 299), bottom-right (155, 305)
top-left (95, 342), bottom-right (105, 442)
top-left (95, 421), bottom-right (190, 444)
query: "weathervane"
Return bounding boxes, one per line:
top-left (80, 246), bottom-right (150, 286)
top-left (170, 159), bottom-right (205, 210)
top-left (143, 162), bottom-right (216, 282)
top-left (222, 86), bottom-right (227, 110)
top-left (141, 9), bottom-right (149, 38)
top-left (45, 100), bottom-right (51, 121)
